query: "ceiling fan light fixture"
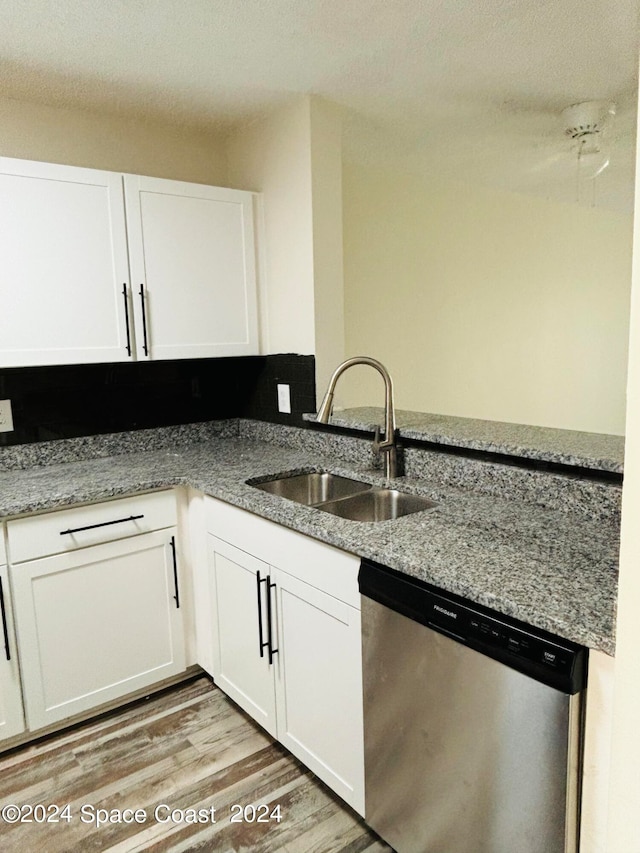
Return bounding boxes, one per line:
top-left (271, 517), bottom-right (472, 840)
top-left (561, 100), bottom-right (616, 140)
top-left (560, 101), bottom-right (616, 200)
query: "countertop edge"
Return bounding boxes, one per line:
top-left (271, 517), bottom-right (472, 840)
top-left (0, 437), bottom-right (618, 657)
top-left (304, 409), bottom-right (625, 474)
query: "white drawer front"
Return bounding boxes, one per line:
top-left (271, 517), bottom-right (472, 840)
top-left (205, 497), bottom-right (360, 608)
top-left (7, 490), bottom-right (176, 563)
top-left (0, 531), bottom-right (6, 566)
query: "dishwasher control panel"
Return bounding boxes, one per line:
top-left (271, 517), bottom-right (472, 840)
top-left (359, 558), bottom-right (587, 694)
top-left (467, 615), bottom-right (575, 675)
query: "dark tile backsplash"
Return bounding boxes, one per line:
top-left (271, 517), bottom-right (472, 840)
top-left (0, 354), bottom-right (315, 447)
top-left (241, 353), bottom-right (316, 427)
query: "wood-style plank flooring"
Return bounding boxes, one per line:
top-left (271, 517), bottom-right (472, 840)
top-left (0, 675), bottom-right (392, 852)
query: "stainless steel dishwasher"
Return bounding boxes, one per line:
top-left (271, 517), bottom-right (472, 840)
top-left (360, 559), bottom-right (587, 853)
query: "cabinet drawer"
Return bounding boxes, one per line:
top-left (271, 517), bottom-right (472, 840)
top-left (0, 532), bottom-right (6, 566)
top-left (7, 491), bottom-right (176, 563)
top-left (205, 497), bottom-right (360, 608)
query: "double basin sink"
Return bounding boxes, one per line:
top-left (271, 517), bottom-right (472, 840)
top-left (250, 471), bottom-right (437, 522)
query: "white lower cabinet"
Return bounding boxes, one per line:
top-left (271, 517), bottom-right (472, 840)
top-left (209, 537), bottom-right (277, 737)
top-left (10, 527), bottom-right (186, 731)
top-left (274, 569), bottom-right (364, 811)
top-left (205, 498), bottom-right (365, 815)
top-left (0, 563), bottom-right (26, 741)
top-left (1, 487), bottom-right (364, 813)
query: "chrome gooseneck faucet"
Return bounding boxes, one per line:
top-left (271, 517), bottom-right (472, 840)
top-left (316, 356), bottom-right (401, 479)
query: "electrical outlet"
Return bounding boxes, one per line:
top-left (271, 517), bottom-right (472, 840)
top-left (0, 399), bottom-right (14, 432)
top-left (277, 384), bottom-right (291, 414)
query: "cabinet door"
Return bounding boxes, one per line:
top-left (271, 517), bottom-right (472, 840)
top-left (10, 529), bottom-right (185, 731)
top-left (0, 158), bottom-right (132, 367)
top-left (274, 569), bottom-right (365, 815)
top-left (208, 536), bottom-right (277, 737)
top-left (0, 565), bottom-right (26, 742)
top-left (124, 175), bottom-right (258, 360)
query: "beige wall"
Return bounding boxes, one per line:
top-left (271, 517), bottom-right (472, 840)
top-left (309, 99), bottom-right (345, 399)
top-left (341, 162), bottom-right (633, 434)
top-left (0, 95), bottom-right (228, 185)
top-left (226, 98), bottom-right (316, 357)
top-left (226, 95), bottom-right (345, 389)
top-left (606, 86), bottom-right (640, 849)
top-left (581, 649), bottom-right (615, 851)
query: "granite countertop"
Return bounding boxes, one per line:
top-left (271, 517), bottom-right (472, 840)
top-left (310, 407), bottom-right (625, 474)
top-left (0, 434), bottom-right (618, 655)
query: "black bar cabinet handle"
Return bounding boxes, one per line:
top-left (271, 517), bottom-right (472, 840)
top-left (170, 536), bottom-right (180, 608)
top-left (266, 577), bottom-right (278, 665)
top-left (122, 283), bottom-right (132, 356)
top-left (256, 570), bottom-right (268, 658)
top-left (60, 514), bottom-right (144, 536)
top-left (0, 577), bottom-right (10, 662)
top-left (139, 283), bottom-right (149, 356)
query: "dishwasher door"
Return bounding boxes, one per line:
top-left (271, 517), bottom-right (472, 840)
top-left (361, 565), bottom-right (585, 853)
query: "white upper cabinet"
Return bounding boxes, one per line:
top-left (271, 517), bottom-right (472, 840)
top-left (124, 176), bottom-right (259, 360)
top-left (0, 158), bottom-right (132, 367)
top-left (0, 158), bottom-right (259, 368)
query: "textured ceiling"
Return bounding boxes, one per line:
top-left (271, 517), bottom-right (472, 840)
top-left (0, 0), bottom-right (638, 210)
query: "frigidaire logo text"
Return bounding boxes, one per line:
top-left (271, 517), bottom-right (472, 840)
top-left (433, 604), bottom-right (457, 619)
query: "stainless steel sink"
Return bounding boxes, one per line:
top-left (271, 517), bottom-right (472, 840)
top-left (317, 488), bottom-right (437, 522)
top-left (250, 472), bottom-right (436, 522)
top-left (252, 472), bottom-right (372, 506)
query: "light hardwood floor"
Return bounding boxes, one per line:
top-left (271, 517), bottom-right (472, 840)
top-left (0, 675), bottom-right (391, 852)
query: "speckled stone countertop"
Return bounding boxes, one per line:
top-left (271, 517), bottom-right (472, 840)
top-left (0, 430), bottom-right (619, 655)
top-left (309, 407), bottom-right (625, 474)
